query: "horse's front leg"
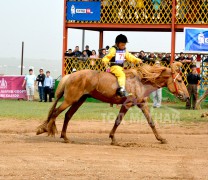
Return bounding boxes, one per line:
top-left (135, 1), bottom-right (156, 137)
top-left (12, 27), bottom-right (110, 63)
top-left (138, 103), bottom-right (167, 144)
top-left (109, 104), bottom-right (130, 145)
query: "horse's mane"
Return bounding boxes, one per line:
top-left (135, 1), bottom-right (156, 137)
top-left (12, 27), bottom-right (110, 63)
top-left (137, 64), bottom-right (166, 84)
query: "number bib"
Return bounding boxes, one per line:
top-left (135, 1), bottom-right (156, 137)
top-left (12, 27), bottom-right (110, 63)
top-left (115, 50), bottom-right (125, 64)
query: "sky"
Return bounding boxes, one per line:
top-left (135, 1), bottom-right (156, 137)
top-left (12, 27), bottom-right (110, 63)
top-left (0, 0), bottom-right (185, 75)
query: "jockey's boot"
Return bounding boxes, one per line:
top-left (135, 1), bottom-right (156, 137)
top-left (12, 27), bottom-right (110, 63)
top-left (118, 87), bottom-right (129, 97)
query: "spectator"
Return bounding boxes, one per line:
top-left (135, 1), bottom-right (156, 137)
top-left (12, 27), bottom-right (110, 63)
top-left (78, 50), bottom-right (88, 61)
top-left (161, 53), bottom-right (171, 64)
top-left (186, 65), bottom-right (200, 110)
top-left (152, 61), bottom-right (162, 108)
top-left (152, 0), bottom-right (161, 19)
top-left (65, 49), bottom-right (74, 57)
top-left (68, 49), bottom-right (73, 54)
top-left (81, 50), bottom-right (88, 58)
top-left (148, 52), bottom-right (157, 63)
top-left (44, 71), bottom-right (53, 102)
top-left (157, 53), bottom-right (163, 60)
top-left (127, 0), bottom-right (137, 20)
top-left (36, 68), bottom-right (45, 102)
top-left (176, 52), bottom-right (186, 62)
top-left (73, 46), bottom-right (82, 57)
top-left (90, 50), bottom-right (98, 58)
top-left (22, 69), bottom-right (36, 101)
top-left (160, 0), bottom-right (171, 23)
top-left (138, 50), bottom-right (148, 62)
top-left (99, 48), bottom-right (106, 58)
top-left (135, 0), bottom-right (147, 20)
top-left (185, 54), bottom-right (193, 62)
top-left (176, 0), bottom-right (187, 23)
top-left (85, 45), bottom-right (92, 57)
top-left (101, 0), bottom-right (111, 22)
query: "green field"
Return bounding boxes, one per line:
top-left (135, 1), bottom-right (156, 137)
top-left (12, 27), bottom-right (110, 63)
top-left (0, 99), bottom-right (207, 123)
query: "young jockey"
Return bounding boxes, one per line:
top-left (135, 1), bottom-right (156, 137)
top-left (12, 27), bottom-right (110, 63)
top-left (102, 34), bottom-right (142, 97)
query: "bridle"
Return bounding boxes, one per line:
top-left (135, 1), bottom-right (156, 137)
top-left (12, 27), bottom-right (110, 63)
top-left (172, 72), bottom-right (180, 94)
top-left (168, 65), bottom-right (181, 95)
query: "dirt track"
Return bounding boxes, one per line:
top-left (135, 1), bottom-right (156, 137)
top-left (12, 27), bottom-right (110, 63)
top-left (0, 119), bottom-right (208, 180)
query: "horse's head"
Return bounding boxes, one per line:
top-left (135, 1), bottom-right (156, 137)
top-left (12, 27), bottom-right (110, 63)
top-left (167, 62), bottom-right (189, 101)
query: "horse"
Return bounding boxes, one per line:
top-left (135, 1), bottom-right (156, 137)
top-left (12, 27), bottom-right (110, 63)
top-left (37, 62), bottom-right (189, 145)
top-left (196, 89), bottom-right (208, 110)
top-left (196, 89), bottom-right (208, 117)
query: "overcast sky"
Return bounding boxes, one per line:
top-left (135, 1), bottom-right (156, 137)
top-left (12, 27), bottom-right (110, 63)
top-left (0, 0), bottom-right (185, 62)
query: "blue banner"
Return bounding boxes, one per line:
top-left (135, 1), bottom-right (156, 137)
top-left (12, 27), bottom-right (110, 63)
top-left (67, 1), bottom-right (101, 21)
top-left (184, 28), bottom-right (208, 52)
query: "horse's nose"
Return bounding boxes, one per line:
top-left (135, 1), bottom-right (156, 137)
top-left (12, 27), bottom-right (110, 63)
top-left (178, 93), bottom-right (189, 102)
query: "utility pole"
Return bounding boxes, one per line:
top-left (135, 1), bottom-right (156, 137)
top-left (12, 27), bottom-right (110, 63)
top-left (21, 41), bottom-right (24, 75)
top-left (82, 30), bottom-right (85, 51)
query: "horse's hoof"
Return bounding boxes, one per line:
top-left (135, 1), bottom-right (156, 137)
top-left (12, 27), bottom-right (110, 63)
top-left (60, 135), bottom-right (70, 143)
top-left (36, 128), bottom-right (47, 135)
top-left (160, 139), bottom-right (167, 144)
top-left (111, 141), bottom-right (119, 146)
top-left (64, 139), bottom-right (70, 143)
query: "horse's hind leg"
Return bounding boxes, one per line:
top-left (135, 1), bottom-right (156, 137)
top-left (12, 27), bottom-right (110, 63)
top-left (109, 104), bottom-right (130, 145)
top-left (47, 100), bottom-right (71, 136)
top-left (138, 103), bottom-right (167, 144)
top-left (60, 96), bottom-right (87, 143)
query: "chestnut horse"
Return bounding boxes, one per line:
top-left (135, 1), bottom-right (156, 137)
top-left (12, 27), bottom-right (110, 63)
top-left (196, 89), bottom-right (208, 110)
top-left (37, 62), bottom-right (189, 145)
top-left (196, 89), bottom-right (208, 117)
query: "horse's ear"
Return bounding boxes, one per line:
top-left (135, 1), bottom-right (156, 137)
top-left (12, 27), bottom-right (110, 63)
top-left (171, 62), bottom-right (183, 73)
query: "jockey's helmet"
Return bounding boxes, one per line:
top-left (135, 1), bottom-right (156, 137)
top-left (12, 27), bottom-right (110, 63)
top-left (115, 34), bottom-right (128, 44)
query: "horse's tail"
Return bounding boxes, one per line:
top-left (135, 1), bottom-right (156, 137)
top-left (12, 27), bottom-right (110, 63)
top-left (36, 74), bottom-right (70, 135)
top-left (46, 74), bottom-right (70, 122)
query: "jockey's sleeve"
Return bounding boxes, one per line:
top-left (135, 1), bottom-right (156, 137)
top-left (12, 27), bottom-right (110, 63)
top-left (125, 50), bottom-right (142, 64)
top-left (102, 47), bottom-right (116, 64)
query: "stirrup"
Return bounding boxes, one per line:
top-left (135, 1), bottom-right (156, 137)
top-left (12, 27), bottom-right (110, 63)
top-left (117, 88), bottom-right (129, 97)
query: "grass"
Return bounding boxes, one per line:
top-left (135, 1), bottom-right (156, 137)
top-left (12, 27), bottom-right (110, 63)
top-left (0, 99), bottom-right (207, 123)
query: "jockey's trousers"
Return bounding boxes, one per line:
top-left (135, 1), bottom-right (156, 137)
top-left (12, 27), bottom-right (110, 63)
top-left (110, 65), bottom-right (125, 88)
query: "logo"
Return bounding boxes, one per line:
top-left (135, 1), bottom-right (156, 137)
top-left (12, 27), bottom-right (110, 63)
top-left (0, 78), bottom-right (7, 89)
top-left (70, 4), bottom-right (93, 16)
top-left (71, 5), bottom-right (75, 17)
top-left (86, 9), bottom-right (91, 14)
top-left (198, 32), bottom-right (205, 45)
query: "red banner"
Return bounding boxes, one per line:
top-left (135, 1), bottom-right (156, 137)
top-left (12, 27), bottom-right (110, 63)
top-left (0, 76), bottom-right (27, 99)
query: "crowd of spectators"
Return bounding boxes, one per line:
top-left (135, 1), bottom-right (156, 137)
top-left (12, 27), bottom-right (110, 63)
top-left (65, 45), bottom-right (109, 59)
top-left (65, 45), bottom-right (196, 66)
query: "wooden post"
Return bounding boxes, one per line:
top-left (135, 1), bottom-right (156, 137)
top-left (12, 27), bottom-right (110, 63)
top-left (62, 0), bottom-right (68, 76)
top-left (170, 0), bottom-right (176, 64)
top-left (99, 30), bottom-right (103, 49)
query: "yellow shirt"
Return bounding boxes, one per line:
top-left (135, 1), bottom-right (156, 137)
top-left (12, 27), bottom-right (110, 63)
top-left (102, 46), bottom-right (142, 65)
